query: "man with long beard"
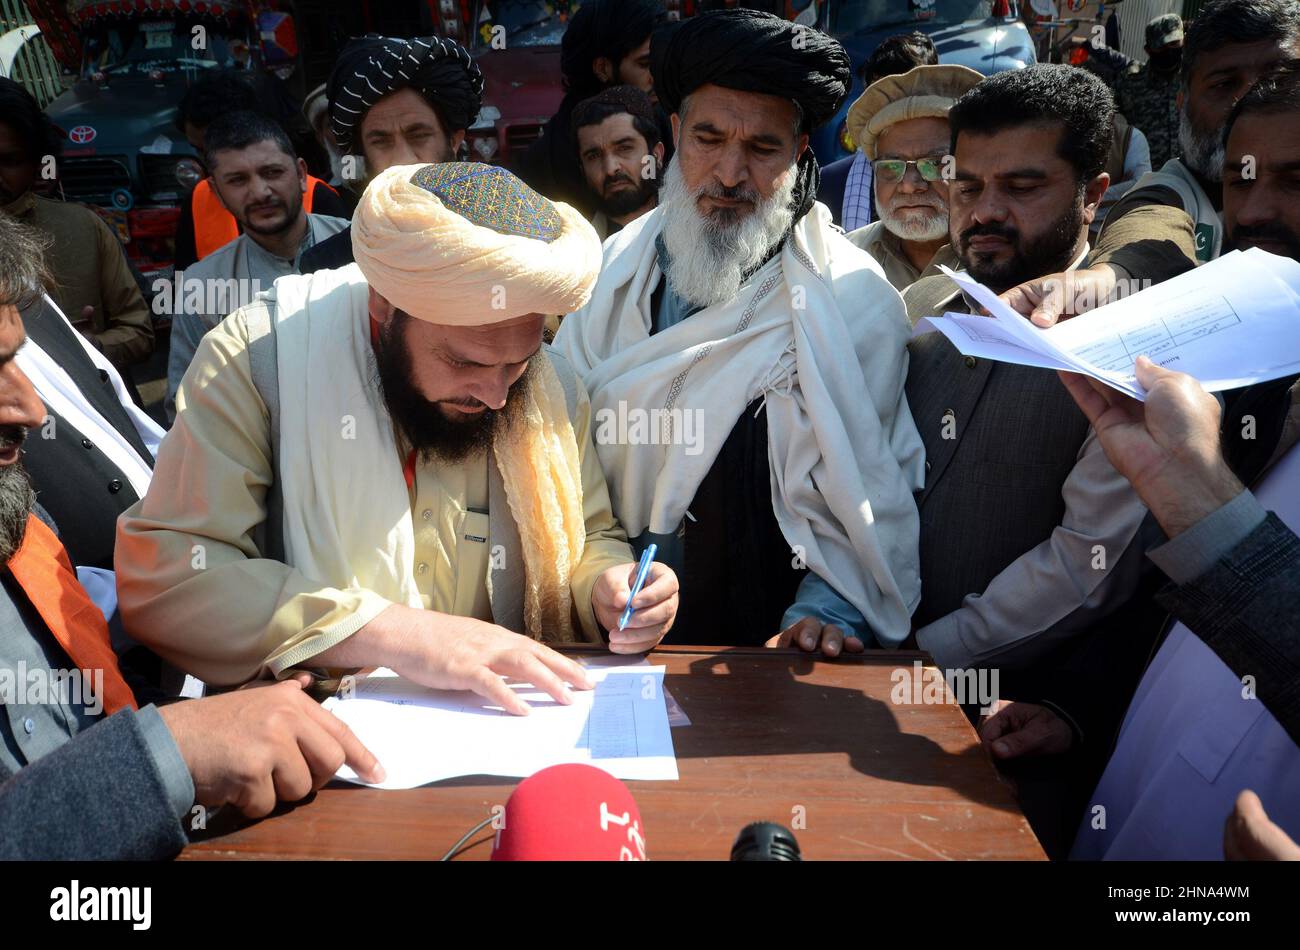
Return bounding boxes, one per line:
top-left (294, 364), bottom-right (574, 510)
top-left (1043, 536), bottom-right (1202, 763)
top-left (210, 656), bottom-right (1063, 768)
top-left (555, 10), bottom-right (924, 655)
top-left (842, 64), bottom-right (982, 291)
top-left (796, 66), bottom-right (1159, 692)
top-left (117, 163), bottom-right (679, 709)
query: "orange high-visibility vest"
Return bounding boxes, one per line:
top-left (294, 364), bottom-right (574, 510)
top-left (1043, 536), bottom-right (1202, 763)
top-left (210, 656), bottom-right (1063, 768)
top-left (192, 174), bottom-right (333, 260)
top-left (7, 515), bottom-right (137, 715)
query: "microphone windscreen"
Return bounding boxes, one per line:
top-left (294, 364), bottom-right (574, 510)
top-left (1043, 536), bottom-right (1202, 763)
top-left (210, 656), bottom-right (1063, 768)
top-left (490, 764), bottom-right (647, 861)
top-left (731, 822), bottom-right (802, 861)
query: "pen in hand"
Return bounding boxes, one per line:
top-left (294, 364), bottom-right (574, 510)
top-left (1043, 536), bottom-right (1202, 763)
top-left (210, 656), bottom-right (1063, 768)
top-left (618, 544), bottom-right (658, 632)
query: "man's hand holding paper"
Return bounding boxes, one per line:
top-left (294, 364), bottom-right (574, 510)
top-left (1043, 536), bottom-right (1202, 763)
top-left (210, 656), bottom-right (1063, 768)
top-left (915, 248), bottom-right (1300, 399)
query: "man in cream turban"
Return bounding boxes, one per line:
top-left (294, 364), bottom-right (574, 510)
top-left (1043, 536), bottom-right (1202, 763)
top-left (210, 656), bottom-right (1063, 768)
top-left (843, 63), bottom-right (983, 291)
top-left (116, 163), bottom-right (680, 714)
top-left (554, 10), bottom-right (925, 656)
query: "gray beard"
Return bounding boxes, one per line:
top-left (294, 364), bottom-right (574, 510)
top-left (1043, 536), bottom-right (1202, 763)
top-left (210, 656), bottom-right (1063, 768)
top-left (877, 199), bottom-right (949, 242)
top-left (658, 159), bottom-right (797, 309)
top-left (0, 462), bottom-right (35, 564)
top-left (1178, 108), bottom-right (1225, 182)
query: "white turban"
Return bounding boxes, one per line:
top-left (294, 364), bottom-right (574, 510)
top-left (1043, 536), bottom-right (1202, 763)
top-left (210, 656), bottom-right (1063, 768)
top-left (846, 64), bottom-right (984, 159)
top-left (352, 162), bottom-right (603, 326)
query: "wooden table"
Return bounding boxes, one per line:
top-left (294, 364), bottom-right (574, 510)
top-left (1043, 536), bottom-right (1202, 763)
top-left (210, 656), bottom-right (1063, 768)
top-left (183, 646), bottom-right (1045, 861)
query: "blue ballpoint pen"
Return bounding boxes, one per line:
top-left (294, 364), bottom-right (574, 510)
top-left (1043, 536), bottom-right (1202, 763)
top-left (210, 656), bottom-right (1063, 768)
top-left (618, 544), bottom-right (658, 632)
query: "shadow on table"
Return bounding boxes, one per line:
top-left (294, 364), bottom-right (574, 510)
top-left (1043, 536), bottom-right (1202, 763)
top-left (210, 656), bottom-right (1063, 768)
top-left (667, 652), bottom-right (1018, 814)
top-left (188, 648), bottom-right (1018, 843)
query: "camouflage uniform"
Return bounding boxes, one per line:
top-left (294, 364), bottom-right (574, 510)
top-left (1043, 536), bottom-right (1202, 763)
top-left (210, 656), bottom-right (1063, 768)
top-left (1115, 14), bottom-right (1184, 172)
top-left (1115, 64), bottom-right (1181, 169)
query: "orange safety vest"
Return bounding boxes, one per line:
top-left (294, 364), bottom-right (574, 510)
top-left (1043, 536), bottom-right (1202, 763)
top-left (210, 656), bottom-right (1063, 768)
top-left (7, 515), bottom-right (137, 715)
top-left (192, 174), bottom-right (333, 260)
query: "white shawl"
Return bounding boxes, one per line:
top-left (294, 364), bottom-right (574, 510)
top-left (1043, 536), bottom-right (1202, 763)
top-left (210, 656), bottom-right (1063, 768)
top-left (554, 202), bottom-right (925, 643)
top-left (271, 264), bottom-right (424, 609)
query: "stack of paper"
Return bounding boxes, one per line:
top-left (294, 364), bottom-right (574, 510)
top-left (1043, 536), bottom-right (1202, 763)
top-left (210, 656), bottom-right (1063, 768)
top-left (323, 659), bottom-right (679, 789)
top-left (914, 248), bottom-right (1300, 399)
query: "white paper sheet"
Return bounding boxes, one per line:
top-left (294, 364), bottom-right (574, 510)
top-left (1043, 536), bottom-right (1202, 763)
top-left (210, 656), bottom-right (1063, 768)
top-left (324, 660), bottom-right (678, 788)
top-left (913, 249), bottom-right (1300, 399)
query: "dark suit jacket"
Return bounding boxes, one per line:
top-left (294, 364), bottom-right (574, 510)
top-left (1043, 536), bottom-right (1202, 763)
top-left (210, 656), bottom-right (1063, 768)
top-left (298, 224), bottom-right (355, 275)
top-left (19, 299), bottom-right (152, 569)
top-left (816, 154), bottom-right (854, 228)
top-left (904, 277), bottom-right (1092, 628)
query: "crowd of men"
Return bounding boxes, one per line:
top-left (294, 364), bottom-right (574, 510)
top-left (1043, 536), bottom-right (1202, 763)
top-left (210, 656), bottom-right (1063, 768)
top-left (0, 0), bottom-right (1297, 862)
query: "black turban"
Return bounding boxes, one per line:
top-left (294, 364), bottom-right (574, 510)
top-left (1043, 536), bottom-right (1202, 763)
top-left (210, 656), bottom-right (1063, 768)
top-left (560, 0), bottom-right (666, 99)
top-left (651, 10), bottom-right (851, 222)
top-left (328, 34), bottom-right (484, 153)
top-left (651, 10), bottom-right (851, 132)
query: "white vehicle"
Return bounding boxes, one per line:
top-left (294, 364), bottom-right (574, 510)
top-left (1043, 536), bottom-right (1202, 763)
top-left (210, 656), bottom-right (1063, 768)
top-left (0, 24), bottom-right (42, 80)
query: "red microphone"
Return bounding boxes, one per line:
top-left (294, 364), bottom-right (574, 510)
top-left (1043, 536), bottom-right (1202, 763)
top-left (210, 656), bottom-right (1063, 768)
top-left (490, 764), bottom-right (647, 861)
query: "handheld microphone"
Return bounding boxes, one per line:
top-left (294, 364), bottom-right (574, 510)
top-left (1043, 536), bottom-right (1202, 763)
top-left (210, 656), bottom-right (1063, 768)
top-left (490, 764), bottom-right (647, 861)
top-left (730, 822), bottom-right (802, 861)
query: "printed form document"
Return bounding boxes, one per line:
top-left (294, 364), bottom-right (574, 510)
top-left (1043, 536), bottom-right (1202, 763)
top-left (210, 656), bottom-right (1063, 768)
top-left (324, 658), bottom-right (679, 788)
top-left (913, 248), bottom-right (1300, 399)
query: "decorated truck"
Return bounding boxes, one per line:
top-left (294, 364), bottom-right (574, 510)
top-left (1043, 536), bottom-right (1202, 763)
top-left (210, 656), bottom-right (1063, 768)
top-left (23, 0), bottom-right (302, 284)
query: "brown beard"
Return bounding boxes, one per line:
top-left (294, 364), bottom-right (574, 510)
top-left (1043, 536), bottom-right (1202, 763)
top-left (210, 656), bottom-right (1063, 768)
top-left (373, 311), bottom-right (533, 465)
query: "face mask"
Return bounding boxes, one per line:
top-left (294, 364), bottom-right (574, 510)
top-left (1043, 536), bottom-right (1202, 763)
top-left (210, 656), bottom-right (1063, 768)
top-left (1149, 47), bottom-right (1183, 72)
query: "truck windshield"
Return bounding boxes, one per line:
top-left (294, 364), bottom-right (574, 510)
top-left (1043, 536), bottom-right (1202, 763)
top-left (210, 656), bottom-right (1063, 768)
top-left (80, 17), bottom-right (242, 77)
top-left (470, 0), bottom-right (584, 49)
top-left (829, 1), bottom-right (994, 34)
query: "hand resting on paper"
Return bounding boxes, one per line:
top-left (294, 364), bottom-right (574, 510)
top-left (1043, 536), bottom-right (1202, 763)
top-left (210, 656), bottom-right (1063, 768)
top-left (310, 605), bottom-right (596, 716)
top-left (159, 679), bottom-right (385, 818)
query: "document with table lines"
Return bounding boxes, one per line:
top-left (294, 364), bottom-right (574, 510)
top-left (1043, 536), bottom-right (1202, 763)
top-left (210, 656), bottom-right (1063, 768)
top-left (913, 248), bottom-right (1300, 399)
top-left (323, 660), bottom-right (678, 788)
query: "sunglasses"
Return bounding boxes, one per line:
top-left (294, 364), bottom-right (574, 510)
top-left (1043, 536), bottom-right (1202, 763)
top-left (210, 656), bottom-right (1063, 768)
top-left (872, 158), bottom-right (946, 183)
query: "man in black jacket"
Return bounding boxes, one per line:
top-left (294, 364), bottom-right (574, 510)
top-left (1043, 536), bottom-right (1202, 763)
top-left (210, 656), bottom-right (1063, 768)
top-left (17, 293), bottom-right (159, 571)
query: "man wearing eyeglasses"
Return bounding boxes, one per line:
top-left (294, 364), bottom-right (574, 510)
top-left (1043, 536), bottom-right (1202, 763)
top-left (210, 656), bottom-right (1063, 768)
top-left (841, 65), bottom-right (982, 291)
top-left (790, 68), bottom-right (1195, 717)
